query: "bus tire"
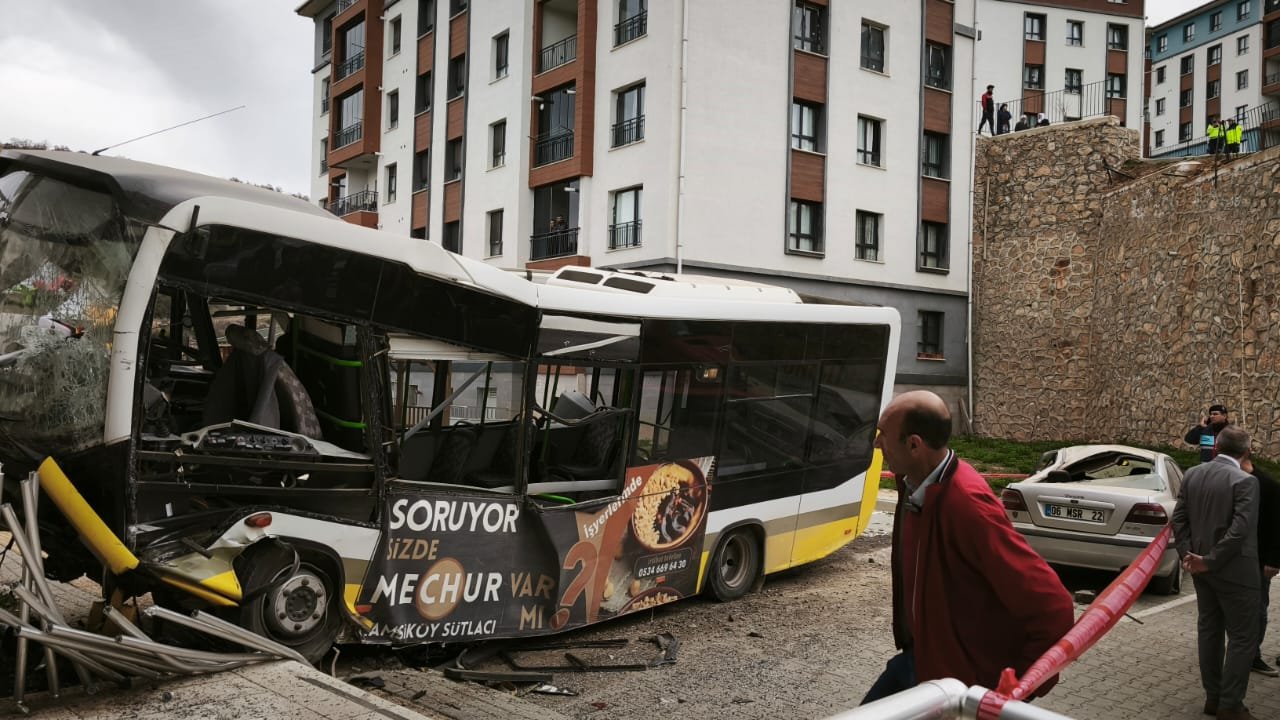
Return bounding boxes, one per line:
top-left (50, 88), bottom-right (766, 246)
top-left (707, 528), bottom-right (760, 602)
top-left (238, 545), bottom-right (341, 664)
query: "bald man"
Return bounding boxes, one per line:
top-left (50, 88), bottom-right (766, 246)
top-left (860, 391), bottom-right (1075, 705)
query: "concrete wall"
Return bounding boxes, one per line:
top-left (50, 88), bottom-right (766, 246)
top-left (973, 115), bottom-right (1280, 455)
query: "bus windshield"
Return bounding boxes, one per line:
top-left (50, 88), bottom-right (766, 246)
top-left (0, 169), bottom-right (142, 454)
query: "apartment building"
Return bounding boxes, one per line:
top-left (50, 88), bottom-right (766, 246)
top-left (1146, 0), bottom-right (1280, 157)
top-left (297, 0), bottom-right (978, 395)
top-left (972, 0), bottom-right (1145, 129)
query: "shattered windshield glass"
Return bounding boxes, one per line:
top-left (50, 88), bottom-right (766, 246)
top-left (0, 169), bottom-right (142, 455)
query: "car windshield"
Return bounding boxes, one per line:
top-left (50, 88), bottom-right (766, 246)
top-left (0, 169), bottom-right (142, 455)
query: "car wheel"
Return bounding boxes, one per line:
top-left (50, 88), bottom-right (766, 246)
top-left (706, 528), bottom-right (760, 602)
top-left (238, 547), bottom-right (341, 664)
top-left (1148, 561), bottom-right (1182, 595)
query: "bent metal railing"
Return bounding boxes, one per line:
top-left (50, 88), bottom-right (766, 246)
top-left (827, 524), bottom-right (1173, 720)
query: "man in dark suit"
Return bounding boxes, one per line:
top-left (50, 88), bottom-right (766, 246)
top-left (1173, 426), bottom-right (1262, 720)
top-left (1241, 458), bottom-right (1280, 676)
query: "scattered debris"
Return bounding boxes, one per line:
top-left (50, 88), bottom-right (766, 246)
top-left (590, 701), bottom-right (609, 710)
top-left (530, 683), bottom-right (578, 696)
top-left (348, 675), bottom-right (386, 689)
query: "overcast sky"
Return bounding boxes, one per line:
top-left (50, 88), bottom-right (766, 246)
top-left (0, 1), bottom-right (1216, 197)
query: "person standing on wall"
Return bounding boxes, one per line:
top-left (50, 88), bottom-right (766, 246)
top-left (997, 103), bottom-right (1012, 135)
top-left (1226, 119), bottom-right (1244, 158)
top-left (1241, 457), bottom-right (1280, 677)
top-left (859, 391), bottom-right (1074, 705)
top-left (978, 84), bottom-right (996, 136)
top-left (1173, 426), bottom-right (1262, 720)
top-left (1185, 404), bottom-right (1231, 463)
top-left (1207, 118), bottom-right (1223, 156)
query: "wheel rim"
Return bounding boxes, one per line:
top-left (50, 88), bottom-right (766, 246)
top-left (264, 567), bottom-right (328, 638)
top-left (718, 534), bottom-right (751, 590)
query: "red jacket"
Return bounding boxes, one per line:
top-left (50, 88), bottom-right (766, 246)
top-left (891, 455), bottom-right (1074, 696)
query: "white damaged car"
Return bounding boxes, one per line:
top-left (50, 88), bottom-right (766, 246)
top-left (1000, 445), bottom-right (1184, 595)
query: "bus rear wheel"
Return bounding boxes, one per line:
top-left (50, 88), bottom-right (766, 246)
top-left (707, 528), bottom-right (760, 602)
top-left (238, 546), bottom-right (341, 664)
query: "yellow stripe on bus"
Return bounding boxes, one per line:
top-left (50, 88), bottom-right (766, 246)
top-left (345, 583), bottom-right (375, 629)
top-left (199, 570), bottom-right (243, 601)
top-left (36, 457), bottom-right (139, 575)
top-left (791, 516), bottom-right (861, 566)
top-left (159, 575), bottom-right (238, 607)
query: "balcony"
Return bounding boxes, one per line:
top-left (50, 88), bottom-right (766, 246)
top-left (611, 116), bottom-right (644, 147)
top-left (608, 221), bottom-right (641, 250)
top-left (614, 12), bottom-right (647, 46)
top-left (539, 35), bottom-right (577, 73)
top-left (335, 51), bottom-right (365, 81)
top-left (327, 190), bottom-right (378, 217)
top-left (334, 121), bottom-right (363, 149)
top-left (534, 130), bottom-right (574, 166)
top-left (531, 227), bottom-right (579, 261)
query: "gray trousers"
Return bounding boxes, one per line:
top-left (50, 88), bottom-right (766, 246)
top-left (1255, 572), bottom-right (1273, 663)
top-left (1194, 574), bottom-right (1260, 709)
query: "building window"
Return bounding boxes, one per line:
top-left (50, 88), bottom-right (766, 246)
top-left (1237, 104), bottom-right (1249, 119)
top-left (387, 89), bottom-right (399, 129)
top-left (1207, 78), bottom-right (1221, 99)
top-left (1239, 1), bottom-right (1251, 21)
top-left (1239, 35), bottom-right (1250, 55)
top-left (1106, 24), bottom-right (1127, 50)
top-left (322, 13), bottom-right (335, 54)
top-left (857, 116), bottom-right (882, 167)
top-left (918, 222), bottom-right (948, 272)
top-left (855, 211), bottom-right (881, 262)
top-left (334, 88), bottom-right (364, 147)
top-left (1211, 11), bottom-right (1222, 31)
top-left (788, 200), bottom-right (823, 254)
top-left (413, 149), bottom-right (429, 191)
top-left (1238, 69), bottom-right (1249, 89)
top-left (390, 16), bottom-right (402, 55)
top-left (1155, 97), bottom-right (1166, 115)
top-left (925, 43), bottom-right (950, 90)
top-left (445, 138), bottom-right (463, 181)
top-left (613, 82), bottom-right (646, 147)
top-left (918, 311), bottom-right (943, 359)
top-left (610, 186), bottom-right (642, 249)
top-left (1065, 68), bottom-right (1083, 94)
top-left (791, 101), bottom-right (822, 152)
top-left (861, 21), bottom-right (886, 72)
top-left (410, 227), bottom-right (427, 240)
top-left (490, 119), bottom-right (506, 167)
top-left (921, 132), bottom-right (949, 179)
top-left (447, 55), bottom-right (466, 99)
top-left (1024, 13), bottom-right (1045, 41)
top-left (319, 138), bottom-right (328, 174)
top-left (442, 221), bottom-right (460, 253)
top-left (1154, 129), bottom-right (1165, 147)
top-left (1183, 23), bottom-right (1195, 42)
top-left (1156, 66), bottom-right (1166, 84)
top-left (415, 71), bottom-right (432, 113)
top-left (493, 31), bottom-right (509, 79)
top-left (417, 0), bottom-right (434, 35)
top-left (449, 0), bottom-right (468, 16)
top-left (793, 1), bottom-right (826, 54)
top-left (385, 163), bottom-right (397, 204)
top-left (1209, 44), bottom-right (1222, 66)
top-left (321, 77), bottom-right (330, 114)
top-left (487, 209), bottom-right (503, 256)
top-left (1157, 34), bottom-right (1167, 52)
top-left (1180, 88), bottom-right (1193, 107)
top-left (1106, 73), bottom-right (1126, 99)
top-left (1180, 55), bottom-right (1194, 75)
top-left (1024, 64), bottom-right (1044, 89)
top-left (1179, 121), bottom-right (1193, 142)
top-left (615, 0), bottom-right (648, 46)
top-left (1066, 20), bottom-right (1083, 46)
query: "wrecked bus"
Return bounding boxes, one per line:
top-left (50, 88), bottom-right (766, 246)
top-left (0, 150), bottom-right (900, 661)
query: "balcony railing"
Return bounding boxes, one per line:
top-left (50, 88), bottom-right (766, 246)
top-left (337, 0), bottom-right (357, 13)
top-left (335, 51), bottom-right (365, 81)
top-left (1150, 100), bottom-right (1280, 158)
top-left (327, 190), bottom-right (378, 217)
top-left (611, 116), bottom-right (645, 147)
top-left (1268, 72), bottom-right (1280, 87)
top-left (608, 221), bottom-right (641, 250)
top-left (334, 121), bottom-right (363, 149)
top-left (995, 79), bottom-right (1111, 128)
top-left (531, 227), bottom-right (579, 261)
top-left (614, 12), bottom-right (647, 46)
top-left (539, 35), bottom-right (577, 73)
top-left (534, 130), bottom-right (574, 166)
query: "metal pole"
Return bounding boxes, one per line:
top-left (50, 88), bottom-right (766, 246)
top-left (147, 606), bottom-right (308, 664)
top-left (22, 474), bottom-right (60, 698)
top-left (825, 679), bottom-right (968, 719)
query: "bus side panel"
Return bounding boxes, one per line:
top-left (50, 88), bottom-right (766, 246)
top-left (790, 456), bottom-right (882, 567)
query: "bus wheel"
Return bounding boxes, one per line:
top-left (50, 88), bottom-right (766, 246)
top-left (239, 550), bottom-right (340, 664)
top-left (707, 528), bottom-right (760, 602)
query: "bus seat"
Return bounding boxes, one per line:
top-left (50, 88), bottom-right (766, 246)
top-left (427, 424), bottom-right (478, 485)
top-left (202, 324), bottom-right (323, 439)
top-left (465, 419), bottom-right (527, 489)
top-left (554, 410), bottom-right (623, 481)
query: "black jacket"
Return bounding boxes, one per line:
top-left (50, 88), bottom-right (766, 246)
top-left (1184, 423), bottom-right (1228, 463)
top-left (1255, 466), bottom-right (1280, 569)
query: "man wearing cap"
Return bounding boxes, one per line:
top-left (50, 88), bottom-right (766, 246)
top-left (978, 84), bottom-right (996, 135)
top-left (1185, 404), bottom-right (1232, 463)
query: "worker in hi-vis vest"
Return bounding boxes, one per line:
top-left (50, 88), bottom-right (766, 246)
top-left (1206, 118), bottom-right (1223, 155)
top-left (1225, 119), bottom-right (1244, 157)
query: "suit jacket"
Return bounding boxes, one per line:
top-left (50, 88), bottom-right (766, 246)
top-left (1172, 455), bottom-right (1260, 588)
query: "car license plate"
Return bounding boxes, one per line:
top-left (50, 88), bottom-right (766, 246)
top-left (1043, 503), bottom-right (1107, 523)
